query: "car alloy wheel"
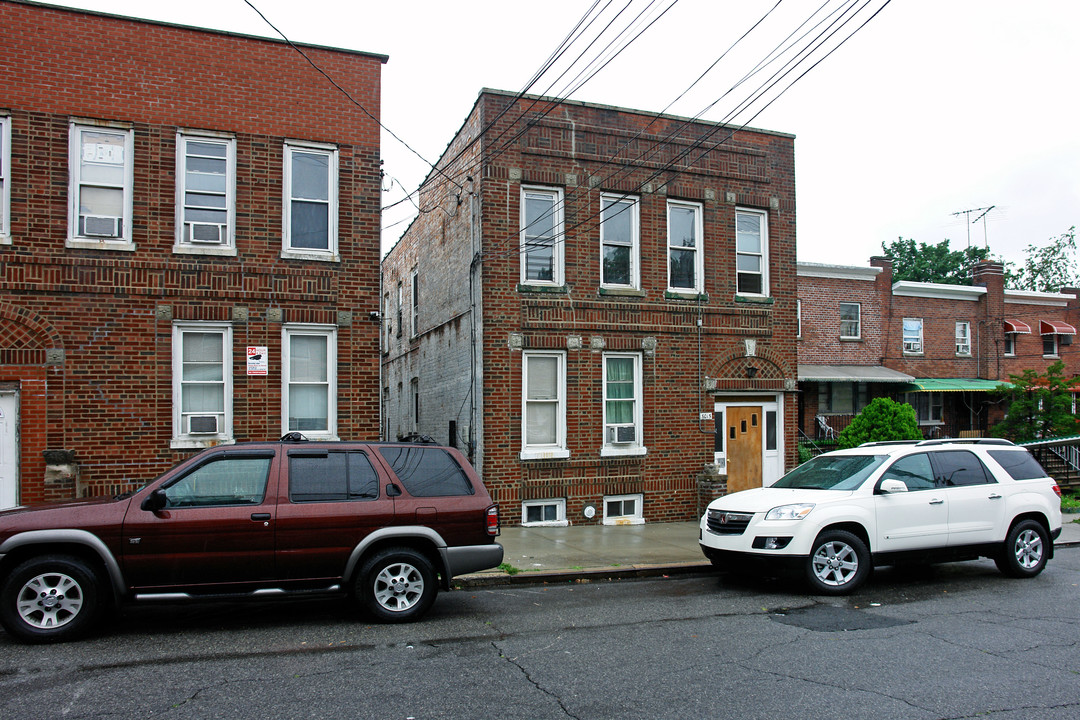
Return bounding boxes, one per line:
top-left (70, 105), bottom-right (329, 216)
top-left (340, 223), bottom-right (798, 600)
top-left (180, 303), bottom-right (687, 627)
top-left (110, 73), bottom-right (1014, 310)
top-left (996, 519), bottom-right (1050, 578)
top-left (0, 555), bottom-right (103, 643)
top-left (357, 547), bottom-right (438, 622)
top-left (806, 530), bottom-right (870, 595)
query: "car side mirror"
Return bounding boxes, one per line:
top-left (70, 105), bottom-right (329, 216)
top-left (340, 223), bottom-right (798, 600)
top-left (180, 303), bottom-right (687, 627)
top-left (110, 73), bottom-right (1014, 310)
top-left (141, 489), bottom-right (167, 512)
top-left (878, 479), bottom-right (909, 494)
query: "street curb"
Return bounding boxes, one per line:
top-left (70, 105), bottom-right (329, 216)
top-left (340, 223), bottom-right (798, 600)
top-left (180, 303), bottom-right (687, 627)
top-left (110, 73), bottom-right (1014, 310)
top-left (455, 561), bottom-right (715, 588)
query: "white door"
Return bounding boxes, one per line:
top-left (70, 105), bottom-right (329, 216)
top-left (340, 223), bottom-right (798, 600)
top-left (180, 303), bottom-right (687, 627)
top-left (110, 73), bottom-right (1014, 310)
top-left (0, 391), bottom-right (18, 509)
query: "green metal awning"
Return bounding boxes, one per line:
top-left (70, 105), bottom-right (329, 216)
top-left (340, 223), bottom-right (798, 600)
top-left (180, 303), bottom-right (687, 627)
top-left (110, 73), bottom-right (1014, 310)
top-left (903, 378), bottom-right (1010, 393)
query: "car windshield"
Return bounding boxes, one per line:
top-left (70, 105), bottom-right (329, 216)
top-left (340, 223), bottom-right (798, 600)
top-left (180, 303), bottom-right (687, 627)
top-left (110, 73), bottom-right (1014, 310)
top-left (773, 454), bottom-right (888, 490)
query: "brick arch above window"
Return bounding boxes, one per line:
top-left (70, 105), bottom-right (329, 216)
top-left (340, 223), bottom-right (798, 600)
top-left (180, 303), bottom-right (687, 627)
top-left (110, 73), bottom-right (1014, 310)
top-left (0, 302), bottom-right (63, 351)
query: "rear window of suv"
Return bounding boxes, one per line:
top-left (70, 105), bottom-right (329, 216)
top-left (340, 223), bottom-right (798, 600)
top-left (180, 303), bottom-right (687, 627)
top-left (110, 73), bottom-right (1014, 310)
top-left (987, 450), bottom-right (1049, 480)
top-left (378, 446), bottom-right (474, 497)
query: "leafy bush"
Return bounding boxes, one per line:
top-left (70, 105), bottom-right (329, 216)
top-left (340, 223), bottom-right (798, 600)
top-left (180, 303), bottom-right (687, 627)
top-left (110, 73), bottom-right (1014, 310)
top-left (837, 397), bottom-right (923, 449)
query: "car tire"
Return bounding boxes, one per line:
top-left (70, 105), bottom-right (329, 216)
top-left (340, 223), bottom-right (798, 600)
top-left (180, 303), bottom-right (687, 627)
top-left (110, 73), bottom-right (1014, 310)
top-left (805, 530), bottom-right (870, 595)
top-left (357, 547), bottom-right (438, 623)
top-left (0, 555), bottom-right (103, 643)
top-left (995, 519), bottom-right (1050, 578)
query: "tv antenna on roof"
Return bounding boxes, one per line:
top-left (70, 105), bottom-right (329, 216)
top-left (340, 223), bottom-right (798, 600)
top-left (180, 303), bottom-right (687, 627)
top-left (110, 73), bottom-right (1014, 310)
top-left (951, 205), bottom-right (996, 248)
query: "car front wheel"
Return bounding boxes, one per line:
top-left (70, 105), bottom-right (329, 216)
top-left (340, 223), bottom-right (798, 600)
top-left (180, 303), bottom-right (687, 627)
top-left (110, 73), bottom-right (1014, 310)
top-left (357, 547), bottom-right (438, 623)
top-left (805, 530), bottom-right (870, 595)
top-left (995, 519), bottom-right (1050, 578)
top-left (0, 555), bottom-right (103, 643)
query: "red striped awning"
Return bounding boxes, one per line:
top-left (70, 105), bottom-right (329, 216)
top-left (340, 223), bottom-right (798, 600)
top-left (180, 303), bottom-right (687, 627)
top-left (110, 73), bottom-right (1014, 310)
top-left (1003, 319), bottom-right (1032, 334)
top-left (1040, 320), bottom-right (1077, 335)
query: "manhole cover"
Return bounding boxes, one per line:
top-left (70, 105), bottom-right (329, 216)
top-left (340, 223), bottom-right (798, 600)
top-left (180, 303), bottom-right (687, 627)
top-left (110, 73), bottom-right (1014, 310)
top-left (770, 605), bottom-right (910, 632)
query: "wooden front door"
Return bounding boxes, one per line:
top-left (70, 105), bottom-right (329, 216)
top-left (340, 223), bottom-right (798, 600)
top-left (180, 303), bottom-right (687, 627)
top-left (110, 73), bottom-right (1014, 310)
top-left (727, 406), bottom-right (763, 493)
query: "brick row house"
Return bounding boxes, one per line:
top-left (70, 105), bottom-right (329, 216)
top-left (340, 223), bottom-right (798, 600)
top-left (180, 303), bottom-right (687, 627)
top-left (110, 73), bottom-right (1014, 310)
top-left (382, 90), bottom-right (798, 526)
top-left (798, 257), bottom-right (1079, 441)
top-left (0, 1), bottom-right (385, 508)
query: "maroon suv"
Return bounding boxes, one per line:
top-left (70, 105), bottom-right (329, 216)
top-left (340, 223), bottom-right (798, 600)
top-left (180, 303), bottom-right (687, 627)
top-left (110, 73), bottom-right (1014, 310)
top-left (0, 437), bottom-right (502, 643)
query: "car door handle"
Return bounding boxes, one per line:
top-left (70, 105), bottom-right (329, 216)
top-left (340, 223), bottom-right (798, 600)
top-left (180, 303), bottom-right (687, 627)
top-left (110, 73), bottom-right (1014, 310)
top-left (251, 513), bottom-right (271, 521)
top-left (928, 498), bottom-right (944, 505)
top-left (988, 493), bottom-right (1002, 500)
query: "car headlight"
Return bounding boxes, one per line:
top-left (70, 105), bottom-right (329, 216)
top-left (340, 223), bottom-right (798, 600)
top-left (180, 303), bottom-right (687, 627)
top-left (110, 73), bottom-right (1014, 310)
top-left (765, 503), bottom-right (815, 521)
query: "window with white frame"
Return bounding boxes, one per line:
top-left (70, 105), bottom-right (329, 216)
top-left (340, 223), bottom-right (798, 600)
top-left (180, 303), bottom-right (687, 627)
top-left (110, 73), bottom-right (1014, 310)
top-left (796, 299), bottom-right (802, 339)
top-left (903, 318), bottom-right (923, 354)
top-left (839, 302), bottom-right (861, 339)
top-left (520, 186), bottom-right (563, 285)
top-left (735, 208), bottom-right (768, 296)
top-left (176, 132), bottom-right (235, 253)
top-left (522, 498), bottom-right (567, 527)
top-left (283, 325), bottom-right (337, 438)
top-left (603, 493), bottom-right (644, 525)
top-left (68, 122), bottom-right (134, 248)
top-left (667, 200), bottom-right (703, 293)
top-left (283, 142), bottom-right (338, 257)
top-left (396, 281), bottom-right (403, 339)
top-left (1043, 333), bottom-right (1059, 357)
top-left (410, 268), bottom-right (419, 337)
top-left (955, 321), bottom-right (971, 356)
top-left (1003, 332), bottom-right (1016, 356)
top-left (522, 351), bottom-right (568, 458)
top-left (600, 193), bottom-right (639, 289)
top-left (0, 115), bottom-right (9, 243)
top-left (602, 353), bottom-right (644, 455)
top-left (905, 392), bottom-right (943, 424)
top-left (172, 323), bottom-right (232, 444)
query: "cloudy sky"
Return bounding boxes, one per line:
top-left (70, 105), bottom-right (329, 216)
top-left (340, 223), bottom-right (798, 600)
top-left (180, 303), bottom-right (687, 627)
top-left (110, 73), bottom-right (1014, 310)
top-left (39, 0), bottom-right (1080, 267)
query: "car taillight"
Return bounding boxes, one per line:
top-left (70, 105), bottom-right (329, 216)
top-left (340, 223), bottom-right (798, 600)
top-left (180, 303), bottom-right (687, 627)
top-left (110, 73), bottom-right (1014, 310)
top-left (1053, 484), bottom-right (1062, 498)
top-left (486, 504), bottom-right (500, 536)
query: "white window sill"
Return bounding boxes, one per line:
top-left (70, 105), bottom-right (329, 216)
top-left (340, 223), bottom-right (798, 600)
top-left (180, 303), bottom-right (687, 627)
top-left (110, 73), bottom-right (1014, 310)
top-left (170, 437), bottom-right (235, 450)
top-left (174, 244), bottom-right (238, 257)
top-left (67, 238), bottom-right (136, 252)
top-left (521, 520), bottom-right (569, 528)
top-left (602, 517), bottom-right (645, 526)
top-left (280, 249), bottom-right (340, 263)
top-left (600, 445), bottom-right (647, 458)
top-left (520, 448), bottom-right (571, 461)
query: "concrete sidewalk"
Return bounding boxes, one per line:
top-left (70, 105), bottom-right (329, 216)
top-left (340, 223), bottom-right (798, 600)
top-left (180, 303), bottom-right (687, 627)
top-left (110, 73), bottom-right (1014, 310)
top-left (458, 516), bottom-right (1080, 587)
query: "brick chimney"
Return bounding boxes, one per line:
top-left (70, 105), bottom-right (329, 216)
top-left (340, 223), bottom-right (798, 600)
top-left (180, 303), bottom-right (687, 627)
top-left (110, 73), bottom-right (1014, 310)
top-left (972, 261), bottom-right (1005, 379)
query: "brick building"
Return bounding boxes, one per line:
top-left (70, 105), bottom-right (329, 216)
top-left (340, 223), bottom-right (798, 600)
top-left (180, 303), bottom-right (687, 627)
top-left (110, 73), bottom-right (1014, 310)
top-left (0, 1), bottom-right (385, 508)
top-left (798, 257), bottom-right (1079, 441)
top-left (382, 90), bottom-right (798, 526)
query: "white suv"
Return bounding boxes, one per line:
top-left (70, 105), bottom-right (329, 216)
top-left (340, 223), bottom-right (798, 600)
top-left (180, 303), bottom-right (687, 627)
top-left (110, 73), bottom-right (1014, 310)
top-left (699, 439), bottom-right (1063, 594)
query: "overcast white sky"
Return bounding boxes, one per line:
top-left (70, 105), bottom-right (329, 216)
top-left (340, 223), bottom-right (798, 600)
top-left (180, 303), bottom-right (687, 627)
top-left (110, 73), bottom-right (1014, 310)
top-left (40, 0), bottom-right (1080, 267)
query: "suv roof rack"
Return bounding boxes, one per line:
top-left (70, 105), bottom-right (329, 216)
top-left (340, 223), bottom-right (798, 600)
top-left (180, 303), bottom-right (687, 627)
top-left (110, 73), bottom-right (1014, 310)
top-left (280, 432), bottom-right (309, 443)
top-left (917, 438), bottom-right (1014, 446)
top-left (396, 432), bottom-right (437, 444)
top-left (858, 440), bottom-right (922, 447)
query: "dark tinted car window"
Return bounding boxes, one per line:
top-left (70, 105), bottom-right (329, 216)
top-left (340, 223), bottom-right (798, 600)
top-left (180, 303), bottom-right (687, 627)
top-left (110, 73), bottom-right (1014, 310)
top-left (290, 452), bottom-right (379, 502)
top-left (378, 446), bottom-right (474, 497)
top-left (880, 453), bottom-right (936, 490)
top-left (164, 456), bottom-right (271, 507)
top-left (934, 450), bottom-right (994, 486)
top-left (987, 450), bottom-right (1048, 480)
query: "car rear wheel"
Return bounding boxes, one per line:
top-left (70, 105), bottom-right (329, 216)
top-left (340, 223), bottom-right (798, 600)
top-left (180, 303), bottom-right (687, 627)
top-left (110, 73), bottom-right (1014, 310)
top-left (805, 530), bottom-right (870, 595)
top-left (995, 519), bottom-right (1049, 578)
top-left (0, 555), bottom-right (103, 643)
top-left (357, 547), bottom-right (438, 623)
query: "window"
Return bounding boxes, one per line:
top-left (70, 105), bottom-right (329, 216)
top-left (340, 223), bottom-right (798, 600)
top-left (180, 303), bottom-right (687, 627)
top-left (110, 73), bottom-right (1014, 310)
top-left (905, 392), bottom-right (943, 424)
top-left (283, 325), bottom-right (336, 438)
top-left (283, 142), bottom-right (338, 257)
top-left (839, 303), bottom-right (861, 339)
top-left (411, 377), bottom-right (419, 432)
top-left (667, 200), bottom-right (703, 293)
top-left (68, 122), bottom-right (134, 249)
top-left (521, 186), bottom-right (563, 285)
top-left (172, 323), bottom-right (232, 445)
top-left (0, 115), bottom-right (9, 242)
top-left (382, 291), bottom-right (391, 351)
top-left (603, 493), bottom-right (644, 525)
top-left (522, 498), bottom-right (567, 527)
top-left (411, 268), bottom-right (419, 337)
top-left (1043, 333), bottom-right (1059, 357)
top-left (818, 383), bottom-right (868, 415)
top-left (176, 132), bottom-right (235, 254)
top-left (600, 193), bottom-right (639, 289)
top-left (903, 318), bottom-right (923, 354)
top-left (163, 456), bottom-right (271, 508)
top-left (796, 299), bottom-right (802, 339)
top-left (1003, 332), bottom-right (1016, 356)
top-left (396, 281), bottom-right (403, 338)
top-left (735, 208), bottom-right (768, 296)
top-left (933, 450), bottom-right (992, 486)
top-left (955, 322), bottom-right (971, 356)
top-left (988, 450), bottom-right (1049, 481)
top-left (522, 351), bottom-right (568, 459)
top-left (602, 353), bottom-right (645, 456)
top-left (880, 454), bottom-right (936, 491)
top-left (378, 446), bottom-right (474, 497)
top-left (289, 451), bottom-right (379, 502)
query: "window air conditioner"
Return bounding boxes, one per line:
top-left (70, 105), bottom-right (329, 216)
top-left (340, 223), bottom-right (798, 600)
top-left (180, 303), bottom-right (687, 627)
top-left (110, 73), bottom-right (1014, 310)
top-left (607, 426), bottom-right (636, 444)
top-left (903, 341), bottom-right (921, 353)
top-left (187, 415), bottom-right (219, 435)
top-left (82, 215), bottom-right (122, 237)
top-left (1061, 335), bottom-right (1073, 346)
top-left (187, 222), bottom-right (226, 244)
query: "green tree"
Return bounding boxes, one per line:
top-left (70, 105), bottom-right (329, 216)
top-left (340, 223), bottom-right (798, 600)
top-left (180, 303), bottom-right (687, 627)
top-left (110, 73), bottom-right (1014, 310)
top-left (837, 397), bottom-right (923, 449)
top-left (1006, 226), bottom-right (1079, 292)
top-left (991, 361), bottom-right (1080, 442)
top-left (881, 237), bottom-right (989, 285)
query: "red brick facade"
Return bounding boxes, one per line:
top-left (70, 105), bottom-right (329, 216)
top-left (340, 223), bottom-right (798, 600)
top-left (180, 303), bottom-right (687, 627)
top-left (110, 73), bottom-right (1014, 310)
top-left (0, 1), bottom-right (384, 504)
top-left (384, 91), bottom-right (798, 525)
